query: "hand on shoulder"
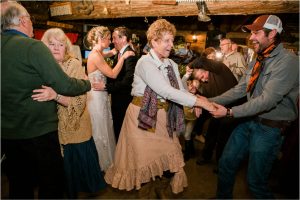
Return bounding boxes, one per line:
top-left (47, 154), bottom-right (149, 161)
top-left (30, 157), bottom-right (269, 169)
top-left (122, 51), bottom-right (135, 59)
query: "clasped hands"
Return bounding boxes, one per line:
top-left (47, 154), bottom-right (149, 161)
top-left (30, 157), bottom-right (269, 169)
top-left (194, 95), bottom-right (229, 118)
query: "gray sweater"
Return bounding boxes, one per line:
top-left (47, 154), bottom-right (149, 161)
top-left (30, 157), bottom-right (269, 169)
top-left (210, 43), bottom-right (299, 121)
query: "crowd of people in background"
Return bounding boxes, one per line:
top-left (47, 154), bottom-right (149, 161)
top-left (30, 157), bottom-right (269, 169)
top-left (1, 1), bottom-right (299, 199)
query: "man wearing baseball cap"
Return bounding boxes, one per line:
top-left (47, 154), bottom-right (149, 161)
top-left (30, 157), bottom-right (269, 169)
top-left (208, 15), bottom-right (299, 198)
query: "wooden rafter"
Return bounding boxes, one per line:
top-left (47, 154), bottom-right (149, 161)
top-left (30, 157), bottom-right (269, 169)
top-left (51, 0), bottom-right (299, 20)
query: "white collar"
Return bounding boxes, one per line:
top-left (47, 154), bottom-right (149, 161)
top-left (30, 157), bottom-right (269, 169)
top-left (224, 51), bottom-right (235, 58)
top-left (149, 49), bottom-right (172, 68)
top-left (119, 44), bottom-right (129, 55)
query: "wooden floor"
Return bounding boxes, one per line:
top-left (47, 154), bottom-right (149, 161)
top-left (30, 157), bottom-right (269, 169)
top-left (0, 139), bottom-right (292, 199)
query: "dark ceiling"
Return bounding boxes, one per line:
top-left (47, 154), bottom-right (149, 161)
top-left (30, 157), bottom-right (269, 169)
top-left (21, 1), bottom-right (299, 46)
top-left (75, 14), bottom-right (299, 33)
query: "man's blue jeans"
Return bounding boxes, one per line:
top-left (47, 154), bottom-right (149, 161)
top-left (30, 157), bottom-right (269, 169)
top-left (216, 120), bottom-right (282, 199)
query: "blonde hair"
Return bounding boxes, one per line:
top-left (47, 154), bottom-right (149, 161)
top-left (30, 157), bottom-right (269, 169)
top-left (41, 28), bottom-right (73, 61)
top-left (146, 19), bottom-right (176, 48)
top-left (86, 26), bottom-right (110, 48)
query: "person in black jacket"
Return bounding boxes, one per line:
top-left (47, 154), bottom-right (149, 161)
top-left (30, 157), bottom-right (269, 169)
top-left (106, 27), bottom-right (138, 141)
top-left (187, 56), bottom-right (246, 168)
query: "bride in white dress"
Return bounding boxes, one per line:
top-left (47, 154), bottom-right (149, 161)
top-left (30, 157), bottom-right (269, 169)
top-left (86, 26), bottom-right (135, 171)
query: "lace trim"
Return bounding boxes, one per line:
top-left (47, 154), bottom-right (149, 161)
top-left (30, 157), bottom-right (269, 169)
top-left (104, 150), bottom-right (188, 194)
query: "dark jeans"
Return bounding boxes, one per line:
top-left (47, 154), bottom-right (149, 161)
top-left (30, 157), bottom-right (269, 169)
top-left (217, 121), bottom-right (282, 199)
top-left (2, 131), bottom-right (64, 199)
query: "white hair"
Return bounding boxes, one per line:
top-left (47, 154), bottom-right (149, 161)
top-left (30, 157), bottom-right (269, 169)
top-left (1, 2), bottom-right (29, 30)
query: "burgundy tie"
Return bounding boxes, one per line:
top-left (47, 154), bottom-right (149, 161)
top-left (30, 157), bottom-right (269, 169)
top-left (118, 52), bottom-right (121, 60)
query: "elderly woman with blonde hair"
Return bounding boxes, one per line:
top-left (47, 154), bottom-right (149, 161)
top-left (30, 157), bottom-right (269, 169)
top-left (32, 28), bottom-right (106, 198)
top-left (104, 19), bottom-right (215, 198)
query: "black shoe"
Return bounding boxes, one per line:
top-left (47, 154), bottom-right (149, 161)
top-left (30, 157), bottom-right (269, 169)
top-left (196, 157), bottom-right (211, 165)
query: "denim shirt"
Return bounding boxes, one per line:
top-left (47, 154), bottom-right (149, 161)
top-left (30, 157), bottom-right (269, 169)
top-left (210, 43), bottom-right (299, 121)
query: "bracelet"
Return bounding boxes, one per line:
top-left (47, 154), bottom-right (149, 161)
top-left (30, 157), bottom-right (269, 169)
top-left (55, 94), bottom-right (61, 101)
top-left (226, 108), bottom-right (232, 117)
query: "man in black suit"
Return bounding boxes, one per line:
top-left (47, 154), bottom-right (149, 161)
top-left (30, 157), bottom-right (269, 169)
top-left (106, 27), bottom-right (138, 141)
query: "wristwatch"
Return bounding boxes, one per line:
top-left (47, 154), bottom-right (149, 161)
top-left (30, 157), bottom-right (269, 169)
top-left (55, 94), bottom-right (61, 101)
top-left (226, 108), bottom-right (233, 118)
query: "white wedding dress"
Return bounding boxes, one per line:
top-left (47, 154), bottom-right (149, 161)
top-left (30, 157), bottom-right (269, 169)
top-left (87, 70), bottom-right (116, 171)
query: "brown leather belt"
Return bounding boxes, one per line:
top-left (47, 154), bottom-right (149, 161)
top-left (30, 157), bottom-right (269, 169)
top-left (131, 96), bottom-right (169, 111)
top-left (254, 117), bottom-right (291, 130)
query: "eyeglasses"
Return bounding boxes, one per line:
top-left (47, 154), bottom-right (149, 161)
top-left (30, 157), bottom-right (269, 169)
top-left (219, 43), bottom-right (230, 47)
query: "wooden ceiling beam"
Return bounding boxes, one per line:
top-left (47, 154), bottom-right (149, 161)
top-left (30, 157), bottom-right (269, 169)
top-left (51, 0), bottom-right (299, 20)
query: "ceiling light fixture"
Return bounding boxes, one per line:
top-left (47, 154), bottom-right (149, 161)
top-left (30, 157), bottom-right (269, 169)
top-left (196, 1), bottom-right (211, 22)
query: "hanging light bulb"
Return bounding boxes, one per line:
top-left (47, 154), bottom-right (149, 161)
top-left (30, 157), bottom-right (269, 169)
top-left (192, 34), bottom-right (197, 42)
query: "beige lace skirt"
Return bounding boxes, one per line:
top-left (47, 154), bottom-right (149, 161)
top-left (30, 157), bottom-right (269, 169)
top-left (104, 103), bottom-right (188, 194)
